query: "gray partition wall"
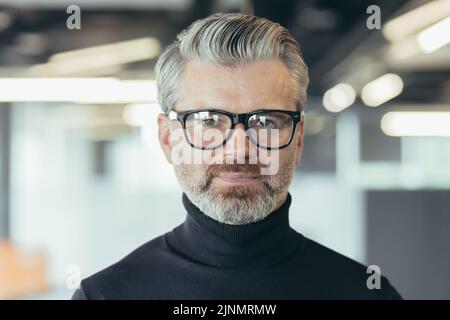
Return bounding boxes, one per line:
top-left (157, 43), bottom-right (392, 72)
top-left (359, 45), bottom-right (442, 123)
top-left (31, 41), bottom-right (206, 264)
top-left (366, 190), bottom-right (450, 299)
top-left (0, 104), bottom-right (11, 239)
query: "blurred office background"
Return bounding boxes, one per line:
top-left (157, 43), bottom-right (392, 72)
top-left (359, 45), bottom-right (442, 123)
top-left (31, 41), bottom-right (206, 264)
top-left (0, 0), bottom-right (449, 299)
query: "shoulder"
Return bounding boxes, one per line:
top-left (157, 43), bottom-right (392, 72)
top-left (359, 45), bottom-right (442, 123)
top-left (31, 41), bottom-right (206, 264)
top-left (77, 234), bottom-right (172, 300)
top-left (297, 235), bottom-right (402, 299)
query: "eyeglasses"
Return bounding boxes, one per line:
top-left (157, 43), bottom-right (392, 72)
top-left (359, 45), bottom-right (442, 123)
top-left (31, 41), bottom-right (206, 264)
top-left (167, 108), bottom-right (304, 150)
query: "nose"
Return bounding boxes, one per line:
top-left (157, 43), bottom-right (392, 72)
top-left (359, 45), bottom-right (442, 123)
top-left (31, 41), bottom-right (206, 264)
top-left (223, 123), bottom-right (250, 163)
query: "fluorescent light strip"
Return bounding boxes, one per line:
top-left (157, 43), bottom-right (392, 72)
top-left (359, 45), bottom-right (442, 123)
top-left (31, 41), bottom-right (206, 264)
top-left (322, 83), bottom-right (356, 113)
top-left (50, 37), bottom-right (160, 62)
top-left (30, 37), bottom-right (160, 76)
top-left (361, 73), bottom-right (403, 107)
top-left (381, 111), bottom-right (450, 137)
top-left (383, 0), bottom-right (450, 42)
top-left (417, 16), bottom-right (450, 53)
top-left (0, 78), bottom-right (157, 103)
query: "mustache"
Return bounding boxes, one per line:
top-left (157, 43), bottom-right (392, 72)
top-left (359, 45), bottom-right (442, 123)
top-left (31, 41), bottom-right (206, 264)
top-left (206, 164), bottom-right (262, 177)
top-left (200, 164), bottom-right (268, 193)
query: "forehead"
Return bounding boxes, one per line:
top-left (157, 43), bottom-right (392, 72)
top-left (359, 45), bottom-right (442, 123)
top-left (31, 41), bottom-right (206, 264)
top-left (175, 58), bottom-right (296, 113)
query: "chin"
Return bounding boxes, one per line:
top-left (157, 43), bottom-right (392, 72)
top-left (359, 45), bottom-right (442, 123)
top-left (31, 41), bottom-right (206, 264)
top-left (212, 183), bottom-right (266, 200)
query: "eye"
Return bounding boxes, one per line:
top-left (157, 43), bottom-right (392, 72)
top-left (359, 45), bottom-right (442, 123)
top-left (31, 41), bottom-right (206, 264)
top-left (249, 112), bottom-right (294, 130)
top-left (186, 111), bottom-right (231, 131)
top-left (252, 116), bottom-right (276, 128)
top-left (201, 117), bottom-right (218, 126)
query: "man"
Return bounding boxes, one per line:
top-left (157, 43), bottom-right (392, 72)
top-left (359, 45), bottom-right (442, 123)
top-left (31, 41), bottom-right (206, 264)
top-left (72, 13), bottom-right (401, 300)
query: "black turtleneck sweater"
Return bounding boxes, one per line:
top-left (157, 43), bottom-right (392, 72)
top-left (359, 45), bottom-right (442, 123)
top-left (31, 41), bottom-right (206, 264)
top-left (72, 193), bottom-right (402, 300)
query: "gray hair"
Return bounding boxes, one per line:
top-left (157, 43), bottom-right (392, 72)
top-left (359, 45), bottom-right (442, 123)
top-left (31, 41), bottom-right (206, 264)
top-left (155, 12), bottom-right (309, 113)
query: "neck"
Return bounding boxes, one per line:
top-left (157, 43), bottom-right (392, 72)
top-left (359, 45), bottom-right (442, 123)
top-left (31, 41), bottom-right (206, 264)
top-left (272, 191), bottom-right (289, 214)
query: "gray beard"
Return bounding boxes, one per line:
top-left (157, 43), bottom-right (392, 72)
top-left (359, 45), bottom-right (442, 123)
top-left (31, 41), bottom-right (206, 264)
top-left (174, 162), bottom-right (294, 225)
top-left (184, 186), bottom-right (278, 225)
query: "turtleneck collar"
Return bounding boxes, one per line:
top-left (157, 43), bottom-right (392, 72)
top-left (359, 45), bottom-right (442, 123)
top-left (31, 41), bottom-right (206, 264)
top-left (168, 192), bottom-right (303, 270)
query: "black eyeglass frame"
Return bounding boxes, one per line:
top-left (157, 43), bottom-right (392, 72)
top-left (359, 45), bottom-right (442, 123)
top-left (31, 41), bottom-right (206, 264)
top-left (167, 108), bottom-right (305, 150)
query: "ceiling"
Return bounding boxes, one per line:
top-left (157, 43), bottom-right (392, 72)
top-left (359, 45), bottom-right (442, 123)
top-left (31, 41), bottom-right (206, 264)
top-left (0, 0), bottom-right (448, 118)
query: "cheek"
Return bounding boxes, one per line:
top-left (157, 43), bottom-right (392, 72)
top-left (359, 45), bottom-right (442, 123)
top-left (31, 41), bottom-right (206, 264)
top-left (175, 163), bottom-right (207, 179)
top-left (275, 147), bottom-right (297, 178)
top-left (175, 163), bottom-right (213, 194)
top-left (282, 148), bottom-right (297, 167)
top-left (289, 133), bottom-right (303, 161)
top-left (170, 129), bottom-right (207, 166)
top-left (175, 164), bottom-right (199, 187)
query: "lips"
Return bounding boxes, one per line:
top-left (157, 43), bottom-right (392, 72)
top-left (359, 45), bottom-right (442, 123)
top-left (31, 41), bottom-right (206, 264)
top-left (215, 172), bottom-right (261, 185)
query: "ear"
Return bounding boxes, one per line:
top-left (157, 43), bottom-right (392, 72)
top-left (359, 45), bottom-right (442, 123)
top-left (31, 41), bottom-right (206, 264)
top-left (157, 113), bottom-right (173, 164)
top-left (294, 117), bottom-right (305, 167)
